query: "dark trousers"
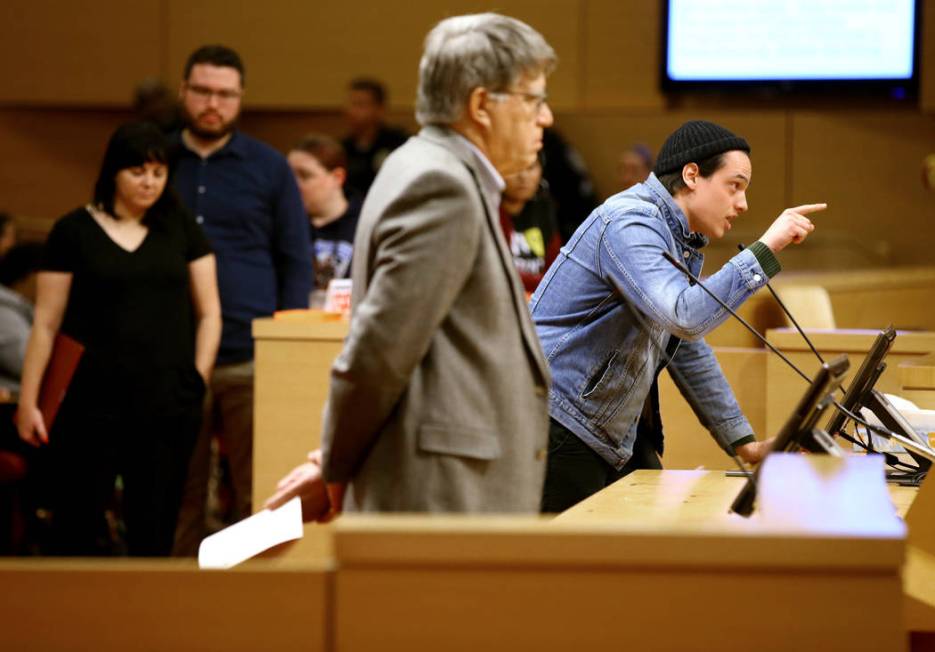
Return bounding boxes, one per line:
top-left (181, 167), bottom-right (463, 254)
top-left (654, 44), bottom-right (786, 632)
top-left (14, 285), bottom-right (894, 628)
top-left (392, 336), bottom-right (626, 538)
top-left (174, 360), bottom-right (254, 557)
top-left (48, 398), bottom-right (200, 556)
top-left (541, 417), bottom-right (661, 514)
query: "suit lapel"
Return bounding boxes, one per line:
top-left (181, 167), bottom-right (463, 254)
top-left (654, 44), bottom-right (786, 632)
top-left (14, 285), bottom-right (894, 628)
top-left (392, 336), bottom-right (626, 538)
top-left (417, 127), bottom-right (551, 384)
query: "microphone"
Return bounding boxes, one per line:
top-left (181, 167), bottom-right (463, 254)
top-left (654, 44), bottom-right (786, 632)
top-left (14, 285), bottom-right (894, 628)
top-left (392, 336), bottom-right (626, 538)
top-left (661, 250), bottom-right (813, 384)
top-left (661, 250), bottom-right (924, 462)
top-left (736, 243), bottom-right (826, 366)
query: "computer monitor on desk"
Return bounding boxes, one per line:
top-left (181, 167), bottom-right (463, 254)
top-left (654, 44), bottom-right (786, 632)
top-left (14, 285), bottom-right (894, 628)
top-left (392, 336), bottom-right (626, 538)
top-left (824, 326), bottom-right (896, 440)
top-left (822, 326), bottom-right (933, 475)
top-left (731, 355), bottom-right (851, 517)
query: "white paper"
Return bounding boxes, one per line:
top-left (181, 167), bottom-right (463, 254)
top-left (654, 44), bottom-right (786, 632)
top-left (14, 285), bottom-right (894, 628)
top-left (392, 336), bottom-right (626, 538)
top-left (198, 496), bottom-right (304, 569)
top-left (857, 393), bottom-right (935, 453)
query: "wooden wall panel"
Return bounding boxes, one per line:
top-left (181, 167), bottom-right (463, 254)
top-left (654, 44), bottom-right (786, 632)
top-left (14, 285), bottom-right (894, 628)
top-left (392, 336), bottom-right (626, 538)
top-left (165, 0), bottom-right (581, 110)
top-left (0, 0), bottom-right (163, 105)
top-left (582, 0), bottom-right (665, 109)
top-left (0, 108), bottom-right (130, 222)
top-left (790, 111), bottom-right (935, 269)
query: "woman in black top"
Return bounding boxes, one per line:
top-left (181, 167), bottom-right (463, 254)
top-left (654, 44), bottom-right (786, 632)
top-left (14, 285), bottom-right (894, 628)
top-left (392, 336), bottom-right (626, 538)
top-left (16, 122), bottom-right (221, 556)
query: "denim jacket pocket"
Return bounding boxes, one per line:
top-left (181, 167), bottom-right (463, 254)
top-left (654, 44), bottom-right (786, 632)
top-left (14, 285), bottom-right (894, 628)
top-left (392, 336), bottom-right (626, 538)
top-left (582, 350), bottom-right (618, 399)
top-left (578, 346), bottom-right (650, 428)
top-left (417, 425), bottom-right (502, 461)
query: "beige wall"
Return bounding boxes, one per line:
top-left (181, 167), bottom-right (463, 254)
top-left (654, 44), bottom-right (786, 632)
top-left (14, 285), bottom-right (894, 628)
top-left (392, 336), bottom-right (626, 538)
top-left (1, 0), bottom-right (933, 269)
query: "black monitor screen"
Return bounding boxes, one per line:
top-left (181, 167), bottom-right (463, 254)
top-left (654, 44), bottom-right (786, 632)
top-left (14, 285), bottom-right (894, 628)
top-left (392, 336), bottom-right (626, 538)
top-left (731, 355), bottom-right (850, 517)
top-left (823, 326), bottom-right (896, 440)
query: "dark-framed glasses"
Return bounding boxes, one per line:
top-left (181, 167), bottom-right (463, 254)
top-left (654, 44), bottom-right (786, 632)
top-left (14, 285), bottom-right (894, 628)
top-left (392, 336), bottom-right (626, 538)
top-left (184, 83), bottom-right (242, 103)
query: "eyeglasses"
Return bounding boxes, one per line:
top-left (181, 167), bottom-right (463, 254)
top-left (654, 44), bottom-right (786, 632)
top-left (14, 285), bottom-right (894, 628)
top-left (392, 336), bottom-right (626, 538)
top-left (184, 83), bottom-right (242, 103)
top-left (488, 90), bottom-right (549, 114)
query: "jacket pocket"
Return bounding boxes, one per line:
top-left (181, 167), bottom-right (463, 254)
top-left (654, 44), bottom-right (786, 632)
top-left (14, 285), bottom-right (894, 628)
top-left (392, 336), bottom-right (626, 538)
top-left (581, 351), bottom-right (617, 399)
top-left (417, 425), bottom-right (502, 461)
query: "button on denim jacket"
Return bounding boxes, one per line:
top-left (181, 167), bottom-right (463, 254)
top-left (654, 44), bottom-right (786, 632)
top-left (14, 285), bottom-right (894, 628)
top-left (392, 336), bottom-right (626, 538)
top-left (530, 174), bottom-right (771, 469)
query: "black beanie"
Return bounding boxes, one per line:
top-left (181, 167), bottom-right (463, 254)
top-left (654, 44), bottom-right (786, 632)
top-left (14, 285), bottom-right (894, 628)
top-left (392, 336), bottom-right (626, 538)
top-left (653, 120), bottom-right (750, 176)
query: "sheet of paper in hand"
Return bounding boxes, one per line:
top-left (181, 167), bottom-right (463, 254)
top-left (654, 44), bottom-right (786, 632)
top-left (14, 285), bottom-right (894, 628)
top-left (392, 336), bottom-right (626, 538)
top-left (198, 496), bottom-right (304, 569)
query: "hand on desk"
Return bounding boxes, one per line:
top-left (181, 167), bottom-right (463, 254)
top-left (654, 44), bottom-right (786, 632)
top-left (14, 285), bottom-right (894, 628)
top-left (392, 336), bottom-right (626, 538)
top-left (263, 449), bottom-right (345, 523)
top-left (735, 438), bottom-right (775, 465)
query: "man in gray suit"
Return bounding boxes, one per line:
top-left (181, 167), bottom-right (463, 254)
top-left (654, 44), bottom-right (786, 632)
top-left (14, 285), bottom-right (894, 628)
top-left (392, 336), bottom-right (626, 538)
top-left (265, 13), bottom-right (555, 516)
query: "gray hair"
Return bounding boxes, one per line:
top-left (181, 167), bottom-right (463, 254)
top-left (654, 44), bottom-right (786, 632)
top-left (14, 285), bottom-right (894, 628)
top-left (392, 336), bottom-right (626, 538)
top-left (415, 13), bottom-right (556, 126)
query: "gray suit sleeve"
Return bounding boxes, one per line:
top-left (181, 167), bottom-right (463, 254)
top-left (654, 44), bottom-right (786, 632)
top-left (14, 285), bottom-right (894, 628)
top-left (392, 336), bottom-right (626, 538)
top-left (321, 169), bottom-right (482, 482)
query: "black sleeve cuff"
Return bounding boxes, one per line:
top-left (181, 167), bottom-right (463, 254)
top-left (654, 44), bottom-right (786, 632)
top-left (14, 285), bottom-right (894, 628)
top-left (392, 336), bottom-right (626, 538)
top-left (729, 435), bottom-right (757, 454)
top-left (747, 241), bottom-right (782, 279)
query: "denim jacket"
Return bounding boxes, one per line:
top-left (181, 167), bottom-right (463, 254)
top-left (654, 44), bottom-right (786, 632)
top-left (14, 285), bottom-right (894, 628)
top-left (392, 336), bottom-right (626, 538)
top-left (530, 174), bottom-right (776, 469)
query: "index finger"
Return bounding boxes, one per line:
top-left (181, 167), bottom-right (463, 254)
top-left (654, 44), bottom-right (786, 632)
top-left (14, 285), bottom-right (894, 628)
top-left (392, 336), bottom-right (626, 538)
top-left (264, 487), bottom-right (295, 510)
top-left (790, 203), bottom-right (827, 215)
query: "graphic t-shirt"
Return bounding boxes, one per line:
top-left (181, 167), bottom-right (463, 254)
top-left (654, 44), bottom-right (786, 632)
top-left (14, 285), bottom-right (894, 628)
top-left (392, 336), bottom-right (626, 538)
top-left (310, 196), bottom-right (362, 291)
top-left (499, 192), bottom-right (562, 293)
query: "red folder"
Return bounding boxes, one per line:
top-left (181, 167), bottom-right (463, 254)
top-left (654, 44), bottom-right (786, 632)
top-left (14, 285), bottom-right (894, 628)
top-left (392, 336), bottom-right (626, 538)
top-left (38, 333), bottom-right (85, 433)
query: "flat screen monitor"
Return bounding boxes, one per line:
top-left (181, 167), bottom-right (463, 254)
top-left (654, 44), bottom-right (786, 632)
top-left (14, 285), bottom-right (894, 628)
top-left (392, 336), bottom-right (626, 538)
top-left (661, 0), bottom-right (921, 97)
top-left (821, 326), bottom-right (933, 472)
top-left (823, 326), bottom-right (896, 440)
top-left (731, 355), bottom-right (850, 517)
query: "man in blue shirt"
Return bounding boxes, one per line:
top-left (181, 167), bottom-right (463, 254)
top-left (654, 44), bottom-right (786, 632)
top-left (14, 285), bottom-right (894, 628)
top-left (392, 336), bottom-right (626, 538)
top-left (171, 45), bottom-right (312, 554)
top-left (532, 120), bottom-right (826, 512)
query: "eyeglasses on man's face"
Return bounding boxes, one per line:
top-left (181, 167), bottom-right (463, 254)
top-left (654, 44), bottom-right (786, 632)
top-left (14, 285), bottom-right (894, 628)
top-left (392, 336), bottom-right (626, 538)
top-left (184, 83), bottom-right (242, 103)
top-left (488, 90), bottom-right (549, 115)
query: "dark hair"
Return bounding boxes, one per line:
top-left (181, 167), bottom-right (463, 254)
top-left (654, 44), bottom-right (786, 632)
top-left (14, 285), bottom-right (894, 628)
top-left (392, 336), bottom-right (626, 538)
top-left (0, 213), bottom-right (12, 235)
top-left (0, 243), bottom-right (42, 287)
top-left (92, 122), bottom-right (181, 226)
top-left (184, 44), bottom-right (245, 86)
top-left (349, 77), bottom-right (387, 106)
top-left (657, 153), bottom-right (727, 196)
top-left (291, 133), bottom-right (347, 171)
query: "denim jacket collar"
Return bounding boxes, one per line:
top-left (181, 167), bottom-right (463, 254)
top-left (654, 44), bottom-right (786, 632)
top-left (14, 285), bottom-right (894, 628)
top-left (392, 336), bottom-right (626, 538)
top-left (644, 173), bottom-right (708, 251)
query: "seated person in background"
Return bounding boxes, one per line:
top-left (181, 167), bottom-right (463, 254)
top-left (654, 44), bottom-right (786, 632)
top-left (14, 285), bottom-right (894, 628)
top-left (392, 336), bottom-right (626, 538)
top-left (0, 243), bottom-right (43, 395)
top-left (499, 157), bottom-right (561, 293)
top-left (532, 120), bottom-right (826, 513)
top-left (287, 134), bottom-right (362, 304)
top-left (341, 78), bottom-right (409, 195)
top-left (617, 143), bottom-right (653, 191)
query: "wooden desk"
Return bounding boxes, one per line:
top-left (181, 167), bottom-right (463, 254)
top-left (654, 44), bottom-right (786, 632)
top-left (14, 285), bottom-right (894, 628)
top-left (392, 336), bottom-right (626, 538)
top-left (555, 469), bottom-right (917, 526)
top-left (900, 353), bottom-right (935, 411)
top-left (333, 509), bottom-right (906, 651)
top-left (0, 558), bottom-right (330, 651)
top-left (561, 469), bottom-right (930, 644)
top-left (765, 328), bottom-right (935, 436)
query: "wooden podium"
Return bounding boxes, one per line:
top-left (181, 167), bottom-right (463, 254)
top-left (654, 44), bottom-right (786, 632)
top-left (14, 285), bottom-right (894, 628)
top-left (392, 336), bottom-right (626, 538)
top-left (558, 468), bottom-right (935, 648)
top-left (252, 312), bottom-right (348, 505)
top-left (333, 505), bottom-right (906, 651)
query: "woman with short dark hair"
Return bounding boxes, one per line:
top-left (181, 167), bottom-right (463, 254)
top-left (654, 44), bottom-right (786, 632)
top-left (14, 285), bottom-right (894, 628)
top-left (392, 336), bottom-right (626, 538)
top-left (16, 121), bottom-right (221, 556)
